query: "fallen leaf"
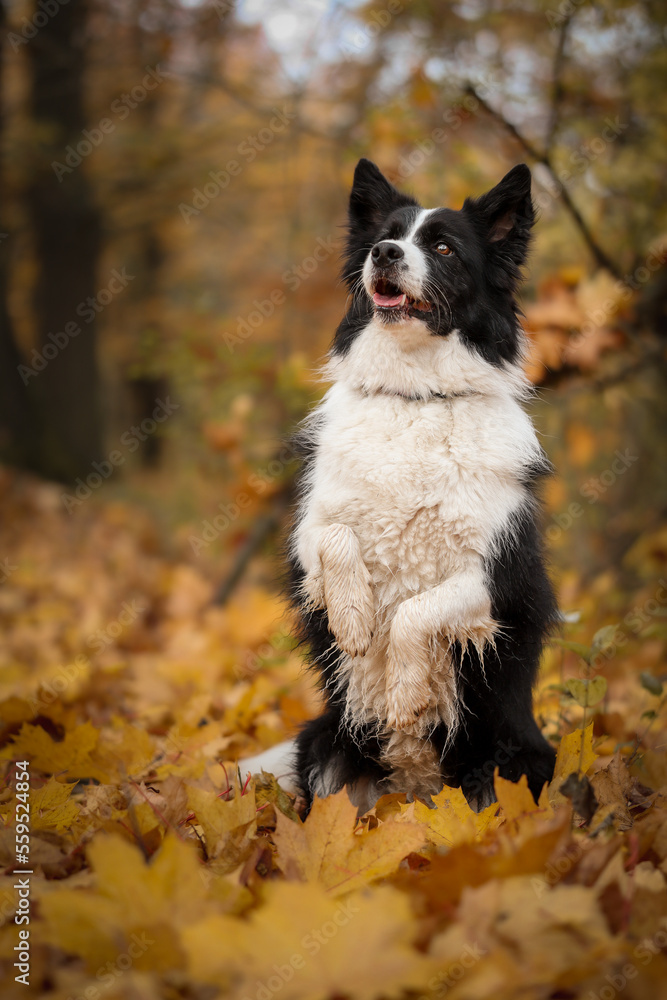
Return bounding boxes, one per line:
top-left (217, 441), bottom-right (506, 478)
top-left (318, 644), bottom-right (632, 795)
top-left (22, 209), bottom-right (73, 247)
top-left (182, 881), bottom-right (437, 999)
top-left (187, 783), bottom-right (257, 867)
top-left (590, 752), bottom-right (634, 831)
top-left (399, 784), bottom-right (500, 848)
top-left (549, 723), bottom-right (598, 805)
top-left (274, 788), bottom-right (426, 895)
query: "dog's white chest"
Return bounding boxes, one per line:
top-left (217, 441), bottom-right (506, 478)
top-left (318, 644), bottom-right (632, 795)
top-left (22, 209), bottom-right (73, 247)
top-left (306, 384), bottom-right (534, 599)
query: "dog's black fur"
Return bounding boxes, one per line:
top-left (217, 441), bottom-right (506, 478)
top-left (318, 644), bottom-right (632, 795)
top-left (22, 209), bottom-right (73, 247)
top-left (289, 160), bottom-right (558, 813)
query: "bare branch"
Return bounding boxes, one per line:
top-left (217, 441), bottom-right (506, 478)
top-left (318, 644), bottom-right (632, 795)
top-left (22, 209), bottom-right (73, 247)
top-left (464, 84), bottom-right (622, 280)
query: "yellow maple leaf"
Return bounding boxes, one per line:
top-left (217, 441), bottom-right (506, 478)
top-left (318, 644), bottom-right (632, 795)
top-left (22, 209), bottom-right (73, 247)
top-left (30, 777), bottom-right (80, 833)
top-left (187, 783), bottom-right (257, 863)
top-left (38, 832), bottom-right (237, 973)
top-left (182, 881), bottom-right (437, 999)
top-left (493, 772), bottom-right (554, 840)
top-left (84, 719), bottom-right (157, 783)
top-left (37, 887), bottom-right (128, 971)
top-left (494, 773), bottom-right (539, 821)
top-left (0, 721), bottom-right (98, 775)
top-left (429, 875), bottom-right (621, 993)
top-left (273, 788), bottom-right (426, 895)
top-left (400, 785), bottom-right (501, 848)
top-left (549, 723), bottom-right (598, 805)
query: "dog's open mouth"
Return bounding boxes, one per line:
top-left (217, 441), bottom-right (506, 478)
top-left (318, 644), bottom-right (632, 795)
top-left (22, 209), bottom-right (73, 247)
top-left (372, 278), bottom-right (432, 314)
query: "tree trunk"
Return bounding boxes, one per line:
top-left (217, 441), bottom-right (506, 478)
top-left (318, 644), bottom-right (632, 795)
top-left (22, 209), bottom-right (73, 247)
top-left (0, 1), bottom-right (40, 470)
top-left (23, 0), bottom-right (103, 482)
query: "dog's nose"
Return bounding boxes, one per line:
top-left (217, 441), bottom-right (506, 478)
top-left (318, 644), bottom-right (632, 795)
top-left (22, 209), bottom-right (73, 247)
top-left (371, 241), bottom-right (404, 267)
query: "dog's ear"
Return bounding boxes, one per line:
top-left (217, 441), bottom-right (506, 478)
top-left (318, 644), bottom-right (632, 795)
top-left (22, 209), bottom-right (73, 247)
top-left (464, 164), bottom-right (535, 277)
top-left (349, 158), bottom-right (417, 231)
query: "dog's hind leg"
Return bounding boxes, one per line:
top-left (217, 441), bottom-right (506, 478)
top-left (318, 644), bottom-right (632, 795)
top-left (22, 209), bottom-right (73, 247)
top-left (294, 705), bottom-right (390, 816)
top-left (386, 561), bottom-right (496, 731)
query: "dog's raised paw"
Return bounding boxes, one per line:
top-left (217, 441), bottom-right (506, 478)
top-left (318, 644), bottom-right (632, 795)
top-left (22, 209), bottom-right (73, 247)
top-left (316, 523), bottom-right (375, 655)
top-left (301, 571), bottom-right (325, 611)
top-left (327, 598), bottom-right (374, 657)
top-left (384, 672), bottom-right (433, 731)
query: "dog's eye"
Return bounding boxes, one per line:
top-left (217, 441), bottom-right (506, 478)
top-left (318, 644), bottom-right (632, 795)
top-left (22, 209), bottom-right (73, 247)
top-left (436, 243), bottom-right (453, 256)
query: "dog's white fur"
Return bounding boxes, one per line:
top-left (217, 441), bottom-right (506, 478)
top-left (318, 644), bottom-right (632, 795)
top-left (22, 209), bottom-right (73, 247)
top-left (291, 319), bottom-right (542, 799)
top-left (241, 219), bottom-right (543, 806)
top-left (361, 208), bottom-right (435, 302)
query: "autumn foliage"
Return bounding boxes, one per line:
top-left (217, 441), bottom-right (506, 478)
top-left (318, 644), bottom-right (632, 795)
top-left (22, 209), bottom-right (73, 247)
top-left (1, 0), bottom-right (667, 996)
top-left (0, 469), bottom-right (667, 1000)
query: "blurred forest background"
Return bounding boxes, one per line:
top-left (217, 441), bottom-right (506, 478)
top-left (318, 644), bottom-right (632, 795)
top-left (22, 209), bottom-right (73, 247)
top-left (1, 2), bottom-right (667, 998)
top-left (0, 0), bottom-right (665, 596)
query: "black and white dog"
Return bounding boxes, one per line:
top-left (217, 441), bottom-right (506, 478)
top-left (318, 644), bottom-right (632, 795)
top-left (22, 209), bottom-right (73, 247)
top-left (243, 159), bottom-right (557, 814)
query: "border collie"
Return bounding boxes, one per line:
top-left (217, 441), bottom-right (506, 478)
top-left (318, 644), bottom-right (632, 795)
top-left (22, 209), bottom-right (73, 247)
top-left (242, 159), bottom-right (557, 815)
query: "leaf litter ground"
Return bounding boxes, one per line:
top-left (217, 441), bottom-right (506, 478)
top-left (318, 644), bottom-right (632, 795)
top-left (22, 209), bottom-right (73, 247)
top-left (1, 471), bottom-right (667, 1000)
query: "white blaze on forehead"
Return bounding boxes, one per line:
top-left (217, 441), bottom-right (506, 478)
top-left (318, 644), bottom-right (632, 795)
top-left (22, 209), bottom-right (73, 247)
top-left (405, 207), bottom-right (437, 243)
top-left (363, 207), bottom-right (436, 302)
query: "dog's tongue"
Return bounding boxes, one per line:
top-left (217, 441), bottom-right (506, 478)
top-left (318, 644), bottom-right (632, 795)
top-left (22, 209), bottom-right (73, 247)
top-left (373, 291), bottom-right (406, 308)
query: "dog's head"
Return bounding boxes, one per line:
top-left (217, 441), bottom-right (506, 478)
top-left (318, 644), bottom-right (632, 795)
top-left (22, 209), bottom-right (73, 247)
top-left (335, 159), bottom-right (535, 367)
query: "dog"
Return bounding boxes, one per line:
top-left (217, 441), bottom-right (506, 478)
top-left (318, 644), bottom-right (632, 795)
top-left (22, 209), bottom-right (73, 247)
top-left (242, 159), bottom-right (557, 816)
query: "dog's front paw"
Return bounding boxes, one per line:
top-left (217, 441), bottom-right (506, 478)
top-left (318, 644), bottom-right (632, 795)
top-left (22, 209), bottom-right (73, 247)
top-left (385, 696), bottom-right (431, 732)
top-left (318, 523), bottom-right (374, 657)
top-left (384, 648), bottom-right (434, 731)
top-left (384, 602), bottom-right (434, 730)
top-left (301, 570), bottom-right (325, 611)
top-left (453, 616), bottom-right (498, 656)
top-left (325, 573), bottom-right (374, 657)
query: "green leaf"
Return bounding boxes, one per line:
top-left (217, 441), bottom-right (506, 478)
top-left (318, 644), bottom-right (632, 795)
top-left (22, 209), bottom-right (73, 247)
top-left (590, 625), bottom-right (619, 656)
top-left (551, 639), bottom-right (591, 662)
top-left (640, 672), bottom-right (664, 697)
top-left (586, 676), bottom-right (608, 706)
top-left (565, 676), bottom-right (607, 707)
top-left (565, 679), bottom-right (587, 705)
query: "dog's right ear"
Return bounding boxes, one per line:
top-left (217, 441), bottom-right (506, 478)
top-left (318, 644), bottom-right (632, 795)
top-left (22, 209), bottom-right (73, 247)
top-left (349, 158), bottom-right (417, 231)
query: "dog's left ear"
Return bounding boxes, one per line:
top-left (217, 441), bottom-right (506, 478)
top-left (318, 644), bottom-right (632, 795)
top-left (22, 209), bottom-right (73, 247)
top-left (464, 164), bottom-right (535, 271)
top-left (349, 158), bottom-right (418, 231)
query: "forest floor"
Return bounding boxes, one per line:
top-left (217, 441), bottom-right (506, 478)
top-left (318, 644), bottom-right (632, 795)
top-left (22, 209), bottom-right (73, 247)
top-left (1, 468), bottom-right (667, 1000)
